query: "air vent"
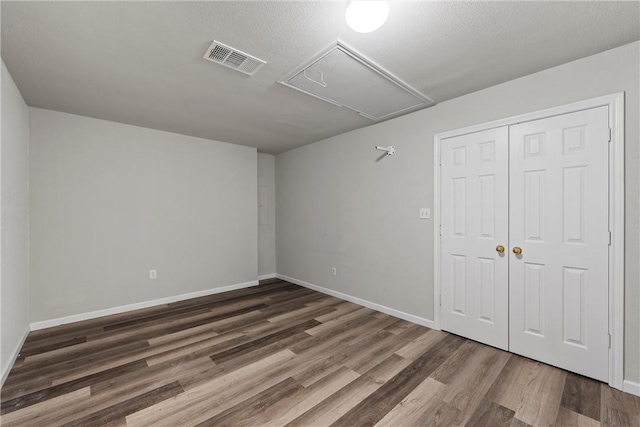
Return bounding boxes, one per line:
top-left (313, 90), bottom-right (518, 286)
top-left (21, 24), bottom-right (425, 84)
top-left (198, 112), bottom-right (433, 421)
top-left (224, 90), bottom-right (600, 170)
top-left (203, 41), bottom-right (266, 76)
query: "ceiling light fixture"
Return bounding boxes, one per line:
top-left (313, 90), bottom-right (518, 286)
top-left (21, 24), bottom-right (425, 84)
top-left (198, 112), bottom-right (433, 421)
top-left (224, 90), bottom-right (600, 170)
top-left (345, 1), bottom-right (389, 33)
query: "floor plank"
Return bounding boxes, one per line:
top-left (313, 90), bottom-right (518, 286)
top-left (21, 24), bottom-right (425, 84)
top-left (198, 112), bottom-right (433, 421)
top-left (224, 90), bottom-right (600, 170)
top-left (330, 333), bottom-right (466, 427)
top-left (561, 372), bottom-right (601, 421)
top-left (2, 279), bottom-right (639, 427)
top-left (374, 377), bottom-right (447, 426)
top-left (464, 399), bottom-right (516, 427)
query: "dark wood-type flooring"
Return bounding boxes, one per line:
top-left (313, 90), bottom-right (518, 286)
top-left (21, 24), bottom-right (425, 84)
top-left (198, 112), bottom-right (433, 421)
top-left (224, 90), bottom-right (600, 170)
top-left (2, 279), bottom-right (639, 426)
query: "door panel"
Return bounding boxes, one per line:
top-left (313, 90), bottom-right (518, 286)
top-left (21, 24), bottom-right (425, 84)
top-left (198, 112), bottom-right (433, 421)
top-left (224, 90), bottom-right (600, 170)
top-left (509, 106), bottom-right (609, 382)
top-left (441, 127), bottom-right (509, 350)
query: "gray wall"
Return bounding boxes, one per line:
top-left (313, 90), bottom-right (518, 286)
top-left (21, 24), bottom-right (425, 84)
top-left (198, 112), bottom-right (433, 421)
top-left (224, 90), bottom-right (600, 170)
top-left (1, 61), bottom-right (30, 382)
top-left (258, 153), bottom-right (276, 277)
top-left (29, 109), bottom-right (257, 322)
top-left (276, 42), bottom-right (640, 382)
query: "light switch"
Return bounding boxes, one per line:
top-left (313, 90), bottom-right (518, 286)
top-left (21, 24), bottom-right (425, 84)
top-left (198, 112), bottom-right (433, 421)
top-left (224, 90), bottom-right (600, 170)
top-left (420, 208), bottom-right (431, 219)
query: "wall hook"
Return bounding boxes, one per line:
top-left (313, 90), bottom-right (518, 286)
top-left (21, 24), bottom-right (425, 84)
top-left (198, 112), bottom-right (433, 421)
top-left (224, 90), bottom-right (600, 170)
top-left (375, 145), bottom-right (395, 156)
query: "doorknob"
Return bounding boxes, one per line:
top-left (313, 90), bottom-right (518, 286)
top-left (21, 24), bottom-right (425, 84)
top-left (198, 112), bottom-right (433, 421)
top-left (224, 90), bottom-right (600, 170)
top-left (496, 245), bottom-right (505, 253)
top-left (512, 246), bottom-right (523, 255)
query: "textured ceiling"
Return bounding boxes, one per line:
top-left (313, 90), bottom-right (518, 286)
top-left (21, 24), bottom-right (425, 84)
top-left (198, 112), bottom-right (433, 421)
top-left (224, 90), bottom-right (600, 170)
top-left (2, 1), bottom-right (639, 154)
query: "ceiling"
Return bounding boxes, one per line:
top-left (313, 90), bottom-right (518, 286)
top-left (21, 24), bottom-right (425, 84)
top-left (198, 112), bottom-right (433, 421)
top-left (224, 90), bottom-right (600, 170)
top-left (2, 1), bottom-right (638, 154)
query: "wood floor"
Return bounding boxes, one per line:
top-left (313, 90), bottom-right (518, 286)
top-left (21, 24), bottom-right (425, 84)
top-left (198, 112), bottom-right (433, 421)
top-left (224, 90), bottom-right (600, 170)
top-left (2, 279), bottom-right (639, 426)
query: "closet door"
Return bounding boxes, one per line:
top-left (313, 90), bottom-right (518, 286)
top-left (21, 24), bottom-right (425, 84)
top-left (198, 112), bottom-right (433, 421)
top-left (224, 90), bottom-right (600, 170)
top-left (440, 127), bottom-right (509, 350)
top-left (509, 106), bottom-right (610, 381)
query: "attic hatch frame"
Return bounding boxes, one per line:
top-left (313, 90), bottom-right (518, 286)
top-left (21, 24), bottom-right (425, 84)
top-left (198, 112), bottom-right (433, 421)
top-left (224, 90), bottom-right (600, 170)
top-left (278, 40), bottom-right (435, 122)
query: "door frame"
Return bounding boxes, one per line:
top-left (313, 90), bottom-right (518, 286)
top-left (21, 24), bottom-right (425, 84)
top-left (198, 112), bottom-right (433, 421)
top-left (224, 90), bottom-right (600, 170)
top-left (433, 92), bottom-right (625, 390)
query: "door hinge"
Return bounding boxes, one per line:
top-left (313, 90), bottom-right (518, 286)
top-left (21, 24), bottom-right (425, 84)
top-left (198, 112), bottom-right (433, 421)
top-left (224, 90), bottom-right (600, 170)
top-left (439, 155), bottom-right (442, 166)
top-left (608, 231), bottom-right (612, 246)
top-left (439, 294), bottom-right (442, 307)
top-left (439, 224), bottom-right (442, 236)
top-left (608, 333), bottom-right (612, 349)
top-left (608, 127), bottom-right (612, 143)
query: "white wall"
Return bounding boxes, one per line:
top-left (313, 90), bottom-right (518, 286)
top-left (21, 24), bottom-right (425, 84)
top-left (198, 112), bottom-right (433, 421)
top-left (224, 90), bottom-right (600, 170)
top-left (276, 42), bottom-right (640, 382)
top-left (29, 109), bottom-right (257, 323)
top-left (1, 61), bottom-right (30, 383)
top-left (258, 153), bottom-right (276, 278)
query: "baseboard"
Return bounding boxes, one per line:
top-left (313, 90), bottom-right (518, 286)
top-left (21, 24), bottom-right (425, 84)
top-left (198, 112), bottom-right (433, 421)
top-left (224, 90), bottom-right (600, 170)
top-left (1, 325), bottom-right (30, 387)
top-left (30, 280), bottom-right (259, 331)
top-left (276, 274), bottom-right (436, 329)
top-left (623, 379), bottom-right (640, 396)
top-left (258, 273), bottom-right (277, 281)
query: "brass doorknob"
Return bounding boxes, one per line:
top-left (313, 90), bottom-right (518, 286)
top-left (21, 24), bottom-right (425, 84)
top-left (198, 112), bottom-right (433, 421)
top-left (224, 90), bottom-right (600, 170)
top-left (513, 246), bottom-right (522, 255)
top-left (496, 245), bottom-right (505, 253)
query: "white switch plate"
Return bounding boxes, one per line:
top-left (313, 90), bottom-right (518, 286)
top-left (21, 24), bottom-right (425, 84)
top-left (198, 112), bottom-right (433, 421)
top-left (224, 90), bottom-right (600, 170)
top-left (420, 208), bottom-right (431, 219)
top-left (149, 269), bottom-right (157, 279)
top-left (331, 267), bottom-right (337, 276)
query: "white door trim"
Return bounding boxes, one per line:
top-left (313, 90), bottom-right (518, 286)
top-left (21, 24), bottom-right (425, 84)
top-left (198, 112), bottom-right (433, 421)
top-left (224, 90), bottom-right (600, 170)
top-left (433, 92), bottom-right (625, 390)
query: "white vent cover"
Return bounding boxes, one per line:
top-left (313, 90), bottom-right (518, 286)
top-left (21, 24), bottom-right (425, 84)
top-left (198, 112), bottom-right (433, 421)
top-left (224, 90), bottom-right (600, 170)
top-left (279, 41), bottom-right (435, 121)
top-left (203, 41), bottom-right (266, 76)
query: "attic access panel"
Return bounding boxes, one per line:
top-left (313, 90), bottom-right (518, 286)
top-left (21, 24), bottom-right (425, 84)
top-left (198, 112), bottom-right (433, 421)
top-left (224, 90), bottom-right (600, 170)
top-left (279, 41), bottom-right (435, 121)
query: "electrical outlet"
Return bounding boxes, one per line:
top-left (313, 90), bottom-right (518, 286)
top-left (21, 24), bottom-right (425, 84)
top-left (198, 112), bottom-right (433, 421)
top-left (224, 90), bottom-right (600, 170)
top-left (331, 267), bottom-right (337, 276)
top-left (149, 269), bottom-right (157, 279)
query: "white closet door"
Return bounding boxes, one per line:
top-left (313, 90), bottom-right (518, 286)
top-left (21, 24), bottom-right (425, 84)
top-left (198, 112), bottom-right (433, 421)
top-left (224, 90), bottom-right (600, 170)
top-left (441, 127), bottom-right (509, 350)
top-left (509, 106), bottom-right (610, 382)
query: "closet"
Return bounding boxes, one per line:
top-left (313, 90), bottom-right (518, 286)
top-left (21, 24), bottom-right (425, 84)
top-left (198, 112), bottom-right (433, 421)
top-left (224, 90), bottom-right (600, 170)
top-left (439, 105), bottom-right (610, 382)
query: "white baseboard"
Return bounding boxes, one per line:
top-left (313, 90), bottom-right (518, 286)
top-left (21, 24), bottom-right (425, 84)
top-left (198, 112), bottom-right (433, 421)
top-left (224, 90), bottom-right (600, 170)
top-left (623, 379), bottom-right (640, 396)
top-left (276, 274), bottom-right (436, 329)
top-left (1, 325), bottom-right (30, 387)
top-left (30, 280), bottom-right (259, 331)
top-left (258, 273), bottom-right (277, 281)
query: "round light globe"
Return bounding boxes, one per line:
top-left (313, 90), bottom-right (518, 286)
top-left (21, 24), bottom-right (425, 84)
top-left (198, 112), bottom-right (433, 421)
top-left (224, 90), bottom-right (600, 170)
top-left (345, 1), bottom-right (389, 33)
